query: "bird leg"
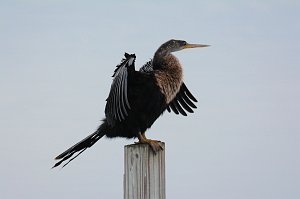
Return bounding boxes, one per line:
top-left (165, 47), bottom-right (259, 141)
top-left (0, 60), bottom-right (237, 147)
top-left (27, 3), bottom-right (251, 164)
top-left (141, 132), bottom-right (161, 142)
top-left (135, 132), bottom-right (163, 153)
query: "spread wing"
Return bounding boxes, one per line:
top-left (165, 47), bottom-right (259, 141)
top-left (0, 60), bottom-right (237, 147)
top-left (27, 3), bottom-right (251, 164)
top-left (140, 60), bottom-right (197, 116)
top-left (105, 53), bottom-right (136, 125)
top-left (166, 83), bottom-right (198, 116)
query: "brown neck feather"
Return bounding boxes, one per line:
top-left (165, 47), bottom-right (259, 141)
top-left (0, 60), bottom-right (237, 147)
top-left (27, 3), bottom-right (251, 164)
top-left (153, 54), bottom-right (183, 103)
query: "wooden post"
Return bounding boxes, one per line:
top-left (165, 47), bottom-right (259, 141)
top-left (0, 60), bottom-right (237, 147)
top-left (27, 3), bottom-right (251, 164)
top-left (124, 143), bottom-right (165, 199)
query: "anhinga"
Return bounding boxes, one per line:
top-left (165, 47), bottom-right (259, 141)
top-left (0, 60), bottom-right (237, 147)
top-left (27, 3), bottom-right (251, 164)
top-left (53, 39), bottom-right (209, 168)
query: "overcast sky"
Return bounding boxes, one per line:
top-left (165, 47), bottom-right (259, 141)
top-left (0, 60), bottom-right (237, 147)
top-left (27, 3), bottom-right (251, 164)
top-left (1, 1), bottom-right (299, 199)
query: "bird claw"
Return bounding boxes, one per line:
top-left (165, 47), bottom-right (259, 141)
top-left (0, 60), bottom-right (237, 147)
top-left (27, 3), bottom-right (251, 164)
top-left (135, 139), bottom-right (164, 154)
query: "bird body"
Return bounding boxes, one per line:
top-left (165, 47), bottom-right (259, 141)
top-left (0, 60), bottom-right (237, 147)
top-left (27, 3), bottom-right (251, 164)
top-left (105, 69), bottom-right (166, 138)
top-left (53, 39), bottom-right (209, 168)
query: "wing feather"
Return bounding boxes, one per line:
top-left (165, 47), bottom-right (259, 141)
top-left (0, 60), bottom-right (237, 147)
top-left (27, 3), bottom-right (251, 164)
top-left (115, 74), bottom-right (123, 121)
top-left (177, 94), bottom-right (194, 113)
top-left (181, 83), bottom-right (197, 102)
top-left (139, 60), bottom-right (153, 73)
top-left (173, 99), bottom-right (187, 116)
top-left (167, 82), bottom-right (198, 116)
top-left (181, 92), bottom-right (197, 108)
top-left (105, 53), bottom-right (136, 125)
top-left (169, 103), bottom-right (179, 115)
top-left (166, 106), bottom-right (171, 112)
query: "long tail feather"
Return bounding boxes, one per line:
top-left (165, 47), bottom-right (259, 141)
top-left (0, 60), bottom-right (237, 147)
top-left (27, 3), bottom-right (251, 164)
top-left (52, 123), bottom-right (107, 168)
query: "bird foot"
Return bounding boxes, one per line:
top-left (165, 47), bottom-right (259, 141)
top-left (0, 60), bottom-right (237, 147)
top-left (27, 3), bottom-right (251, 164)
top-left (135, 139), bottom-right (164, 153)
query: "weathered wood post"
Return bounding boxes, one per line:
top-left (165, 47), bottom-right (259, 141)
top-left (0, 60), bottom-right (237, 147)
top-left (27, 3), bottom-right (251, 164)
top-left (124, 143), bottom-right (165, 199)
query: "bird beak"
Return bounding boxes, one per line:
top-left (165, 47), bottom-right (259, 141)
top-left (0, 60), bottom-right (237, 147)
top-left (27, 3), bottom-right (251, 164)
top-left (184, 43), bottom-right (210, 49)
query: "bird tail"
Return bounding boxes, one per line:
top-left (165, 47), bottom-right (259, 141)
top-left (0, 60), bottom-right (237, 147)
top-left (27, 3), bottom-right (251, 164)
top-left (52, 123), bottom-right (108, 168)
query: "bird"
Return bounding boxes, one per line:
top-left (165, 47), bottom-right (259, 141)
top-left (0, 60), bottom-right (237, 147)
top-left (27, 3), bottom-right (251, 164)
top-left (52, 39), bottom-right (209, 168)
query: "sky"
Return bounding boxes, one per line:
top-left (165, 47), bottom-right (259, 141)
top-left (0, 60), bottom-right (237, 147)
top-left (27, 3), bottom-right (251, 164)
top-left (0, 0), bottom-right (299, 199)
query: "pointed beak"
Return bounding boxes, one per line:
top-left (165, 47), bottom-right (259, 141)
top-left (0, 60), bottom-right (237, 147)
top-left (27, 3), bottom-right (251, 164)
top-left (184, 43), bottom-right (210, 49)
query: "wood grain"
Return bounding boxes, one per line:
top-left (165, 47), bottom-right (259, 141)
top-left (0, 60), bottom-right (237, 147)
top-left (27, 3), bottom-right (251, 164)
top-left (124, 143), bottom-right (165, 199)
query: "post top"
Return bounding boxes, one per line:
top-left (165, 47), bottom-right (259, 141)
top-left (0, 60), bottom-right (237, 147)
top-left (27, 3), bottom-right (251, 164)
top-left (124, 142), bottom-right (165, 149)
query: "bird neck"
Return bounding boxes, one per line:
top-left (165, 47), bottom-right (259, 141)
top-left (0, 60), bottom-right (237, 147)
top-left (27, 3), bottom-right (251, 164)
top-left (152, 53), bottom-right (183, 103)
top-left (153, 51), bottom-right (171, 69)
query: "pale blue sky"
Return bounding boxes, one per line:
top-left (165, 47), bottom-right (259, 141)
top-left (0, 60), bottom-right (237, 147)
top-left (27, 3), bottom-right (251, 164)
top-left (1, 1), bottom-right (299, 199)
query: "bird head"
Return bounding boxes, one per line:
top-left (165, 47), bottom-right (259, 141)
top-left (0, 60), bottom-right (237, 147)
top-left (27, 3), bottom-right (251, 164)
top-left (159, 39), bottom-right (209, 53)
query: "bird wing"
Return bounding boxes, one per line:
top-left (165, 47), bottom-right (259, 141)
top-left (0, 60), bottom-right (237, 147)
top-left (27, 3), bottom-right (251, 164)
top-left (139, 60), bottom-right (197, 116)
top-left (105, 53), bottom-right (136, 125)
top-left (166, 83), bottom-right (198, 116)
top-left (139, 60), bottom-right (153, 73)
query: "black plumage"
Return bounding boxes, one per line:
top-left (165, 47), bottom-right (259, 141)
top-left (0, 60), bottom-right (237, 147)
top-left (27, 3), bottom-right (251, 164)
top-left (53, 39), bottom-right (209, 168)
